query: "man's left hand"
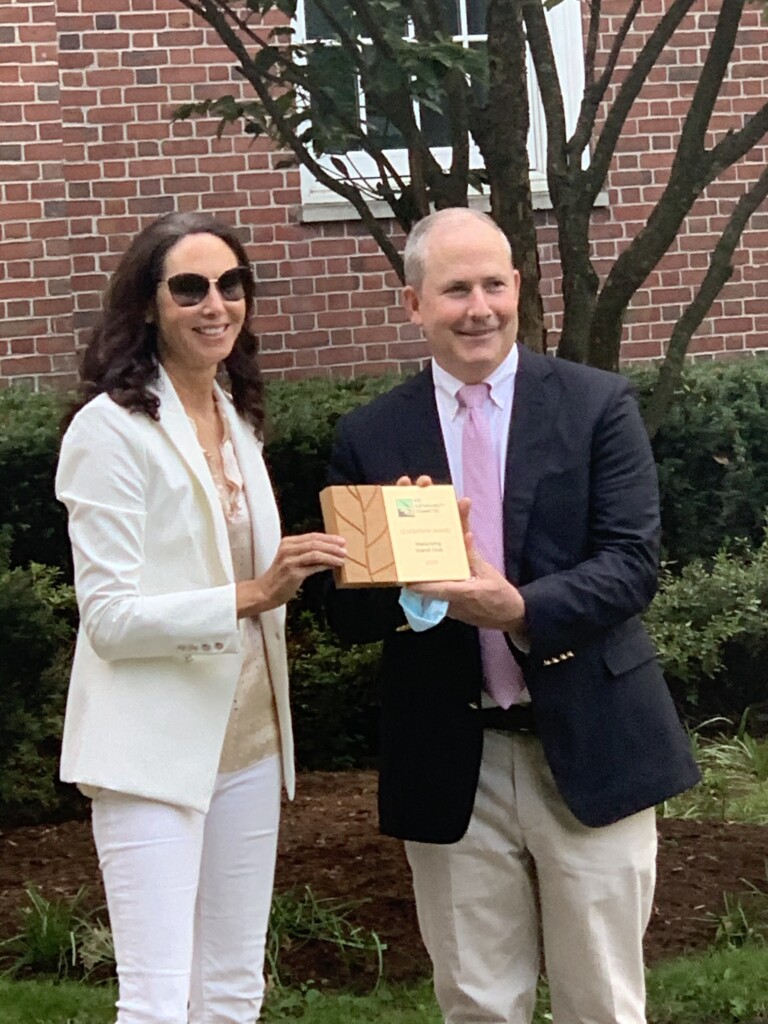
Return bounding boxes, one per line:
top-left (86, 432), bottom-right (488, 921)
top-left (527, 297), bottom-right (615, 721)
top-left (410, 496), bottom-right (527, 637)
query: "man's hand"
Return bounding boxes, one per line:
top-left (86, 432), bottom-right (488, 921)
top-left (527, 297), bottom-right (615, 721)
top-left (396, 475), bottom-right (433, 487)
top-left (410, 497), bottom-right (527, 636)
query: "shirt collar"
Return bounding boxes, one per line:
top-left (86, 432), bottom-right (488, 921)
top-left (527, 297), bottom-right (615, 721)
top-left (432, 343), bottom-right (519, 417)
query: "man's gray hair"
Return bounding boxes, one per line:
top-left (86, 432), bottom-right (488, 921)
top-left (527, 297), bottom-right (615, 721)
top-left (403, 208), bottom-right (513, 290)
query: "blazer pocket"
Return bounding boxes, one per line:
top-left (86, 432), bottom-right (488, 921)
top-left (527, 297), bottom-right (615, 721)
top-left (602, 626), bottom-right (658, 677)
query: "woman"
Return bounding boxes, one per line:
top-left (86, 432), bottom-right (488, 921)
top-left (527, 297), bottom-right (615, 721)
top-left (56, 212), bottom-right (346, 1023)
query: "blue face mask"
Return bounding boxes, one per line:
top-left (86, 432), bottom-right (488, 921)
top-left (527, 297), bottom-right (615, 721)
top-left (398, 588), bottom-right (449, 632)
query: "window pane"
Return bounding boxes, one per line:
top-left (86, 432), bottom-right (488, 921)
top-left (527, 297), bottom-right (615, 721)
top-left (467, 0), bottom-right (487, 36)
top-left (469, 40), bottom-right (488, 106)
top-left (361, 46), bottom-right (407, 149)
top-left (419, 103), bottom-right (451, 147)
top-left (307, 46), bottom-right (360, 153)
top-left (305, 0), bottom-right (354, 40)
top-left (437, 0), bottom-right (460, 35)
top-left (364, 100), bottom-right (407, 149)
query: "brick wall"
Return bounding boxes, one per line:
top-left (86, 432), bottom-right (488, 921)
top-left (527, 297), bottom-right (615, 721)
top-left (0, 0), bottom-right (72, 384)
top-left (0, 0), bottom-right (766, 388)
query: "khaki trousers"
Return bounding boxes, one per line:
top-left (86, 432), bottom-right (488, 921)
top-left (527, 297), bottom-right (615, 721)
top-left (405, 731), bottom-right (656, 1024)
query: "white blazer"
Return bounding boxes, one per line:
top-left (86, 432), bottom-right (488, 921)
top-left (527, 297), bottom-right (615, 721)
top-left (56, 367), bottom-right (294, 812)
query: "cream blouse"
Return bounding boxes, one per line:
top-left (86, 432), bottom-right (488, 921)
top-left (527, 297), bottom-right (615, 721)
top-left (196, 403), bottom-right (280, 774)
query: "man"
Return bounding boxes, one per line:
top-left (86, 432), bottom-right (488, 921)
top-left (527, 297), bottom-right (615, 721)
top-left (324, 208), bottom-right (699, 1024)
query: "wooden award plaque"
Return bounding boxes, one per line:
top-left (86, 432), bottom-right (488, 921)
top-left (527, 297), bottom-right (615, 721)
top-left (320, 484), bottom-right (470, 587)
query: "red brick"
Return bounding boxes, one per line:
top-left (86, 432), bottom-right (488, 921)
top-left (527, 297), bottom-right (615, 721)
top-left (3, 3), bottom-right (768, 388)
top-left (1, 355), bottom-right (53, 375)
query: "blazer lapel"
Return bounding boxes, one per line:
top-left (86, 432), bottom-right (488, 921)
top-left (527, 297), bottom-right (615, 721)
top-left (503, 346), bottom-right (560, 579)
top-left (153, 367), bottom-right (233, 581)
top-left (216, 386), bottom-right (281, 578)
top-left (392, 367), bottom-right (452, 483)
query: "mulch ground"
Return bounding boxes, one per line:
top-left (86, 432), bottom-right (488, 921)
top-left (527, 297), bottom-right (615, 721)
top-left (1, 771), bottom-right (767, 989)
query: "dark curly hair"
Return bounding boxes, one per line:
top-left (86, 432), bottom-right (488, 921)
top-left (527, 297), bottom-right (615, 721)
top-left (72, 212), bottom-right (265, 435)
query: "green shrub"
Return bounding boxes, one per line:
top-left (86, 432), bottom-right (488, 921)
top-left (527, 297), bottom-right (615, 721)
top-left (635, 358), bottom-right (768, 565)
top-left (6, 360), bottom-right (768, 569)
top-left (644, 532), bottom-right (768, 723)
top-left (265, 375), bottom-right (401, 535)
top-left (6, 358), bottom-right (768, 823)
top-left (267, 886), bottom-right (385, 991)
top-left (288, 611), bottom-right (382, 770)
top-left (0, 885), bottom-right (112, 982)
top-left (0, 540), bottom-right (82, 826)
top-left (0, 388), bottom-right (69, 572)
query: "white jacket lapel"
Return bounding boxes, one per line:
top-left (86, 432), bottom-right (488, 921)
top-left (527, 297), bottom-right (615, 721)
top-left (153, 366), bottom-right (233, 581)
top-left (216, 384), bottom-right (281, 577)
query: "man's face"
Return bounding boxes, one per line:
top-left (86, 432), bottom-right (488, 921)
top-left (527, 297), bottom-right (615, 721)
top-left (403, 216), bottom-right (521, 384)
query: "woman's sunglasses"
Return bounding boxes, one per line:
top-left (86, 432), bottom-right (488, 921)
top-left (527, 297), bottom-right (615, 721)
top-left (160, 266), bottom-right (252, 307)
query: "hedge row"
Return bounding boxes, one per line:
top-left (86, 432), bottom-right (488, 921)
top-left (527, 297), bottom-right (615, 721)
top-left (3, 358), bottom-right (768, 824)
top-left (5, 525), bottom-right (768, 826)
top-left (5, 360), bottom-right (768, 573)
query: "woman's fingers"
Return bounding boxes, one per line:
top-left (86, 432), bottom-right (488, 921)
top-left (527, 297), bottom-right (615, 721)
top-left (276, 533), bottom-right (346, 570)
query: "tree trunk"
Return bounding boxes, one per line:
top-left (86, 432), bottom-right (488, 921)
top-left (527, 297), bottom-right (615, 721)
top-left (556, 201), bottom-right (600, 364)
top-left (474, 0), bottom-right (545, 352)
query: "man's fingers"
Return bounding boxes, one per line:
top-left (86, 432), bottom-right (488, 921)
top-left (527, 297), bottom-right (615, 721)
top-left (396, 475), bottom-right (433, 487)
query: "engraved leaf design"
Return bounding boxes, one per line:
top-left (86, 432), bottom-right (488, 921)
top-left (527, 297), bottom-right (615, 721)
top-left (332, 485), bottom-right (395, 584)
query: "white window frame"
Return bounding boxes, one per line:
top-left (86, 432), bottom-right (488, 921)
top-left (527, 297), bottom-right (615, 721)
top-left (297, 0), bottom-right (586, 222)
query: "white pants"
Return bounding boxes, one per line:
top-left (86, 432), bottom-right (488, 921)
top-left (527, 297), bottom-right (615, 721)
top-left (91, 756), bottom-right (281, 1024)
top-left (405, 733), bottom-right (657, 1024)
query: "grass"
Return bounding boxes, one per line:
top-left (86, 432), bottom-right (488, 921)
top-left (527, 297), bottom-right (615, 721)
top-left (660, 728), bottom-right (768, 824)
top-left (710, 871), bottom-right (768, 950)
top-left (3, 733), bottom-right (768, 1021)
top-left (267, 886), bottom-right (386, 988)
top-left (646, 945), bottom-right (768, 1024)
top-left (0, 978), bottom-right (116, 1023)
top-left (0, 885), bottom-right (114, 982)
top-left (3, 948), bottom-right (768, 1023)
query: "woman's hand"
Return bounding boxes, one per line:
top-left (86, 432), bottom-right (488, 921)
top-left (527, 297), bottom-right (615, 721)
top-left (236, 533), bottom-right (347, 617)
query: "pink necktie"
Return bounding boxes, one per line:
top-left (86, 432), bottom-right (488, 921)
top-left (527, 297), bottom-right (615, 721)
top-left (458, 383), bottom-right (525, 709)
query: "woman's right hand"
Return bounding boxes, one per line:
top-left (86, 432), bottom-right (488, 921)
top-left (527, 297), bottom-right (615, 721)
top-left (236, 533), bottom-right (347, 617)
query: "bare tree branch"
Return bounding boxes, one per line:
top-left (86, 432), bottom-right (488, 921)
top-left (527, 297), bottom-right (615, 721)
top-left (585, 0), bottom-right (697, 206)
top-left (583, 0), bottom-right (601, 91)
top-left (709, 99), bottom-right (768, 174)
top-left (181, 0), bottom-right (407, 274)
top-left (520, 0), bottom-right (567, 204)
top-left (571, 0), bottom-right (643, 161)
top-left (644, 163), bottom-right (768, 437)
top-left (177, 0), bottom-right (767, 407)
top-left (673, 0), bottom-right (746, 166)
top-left (474, 0), bottom-right (545, 350)
top-left (588, 0), bottom-right (760, 368)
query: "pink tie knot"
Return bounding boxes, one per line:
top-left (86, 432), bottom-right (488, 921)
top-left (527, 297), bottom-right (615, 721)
top-left (457, 383), bottom-right (491, 411)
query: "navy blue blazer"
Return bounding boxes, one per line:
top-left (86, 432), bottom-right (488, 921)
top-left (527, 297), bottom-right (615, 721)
top-left (324, 346), bottom-right (700, 840)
